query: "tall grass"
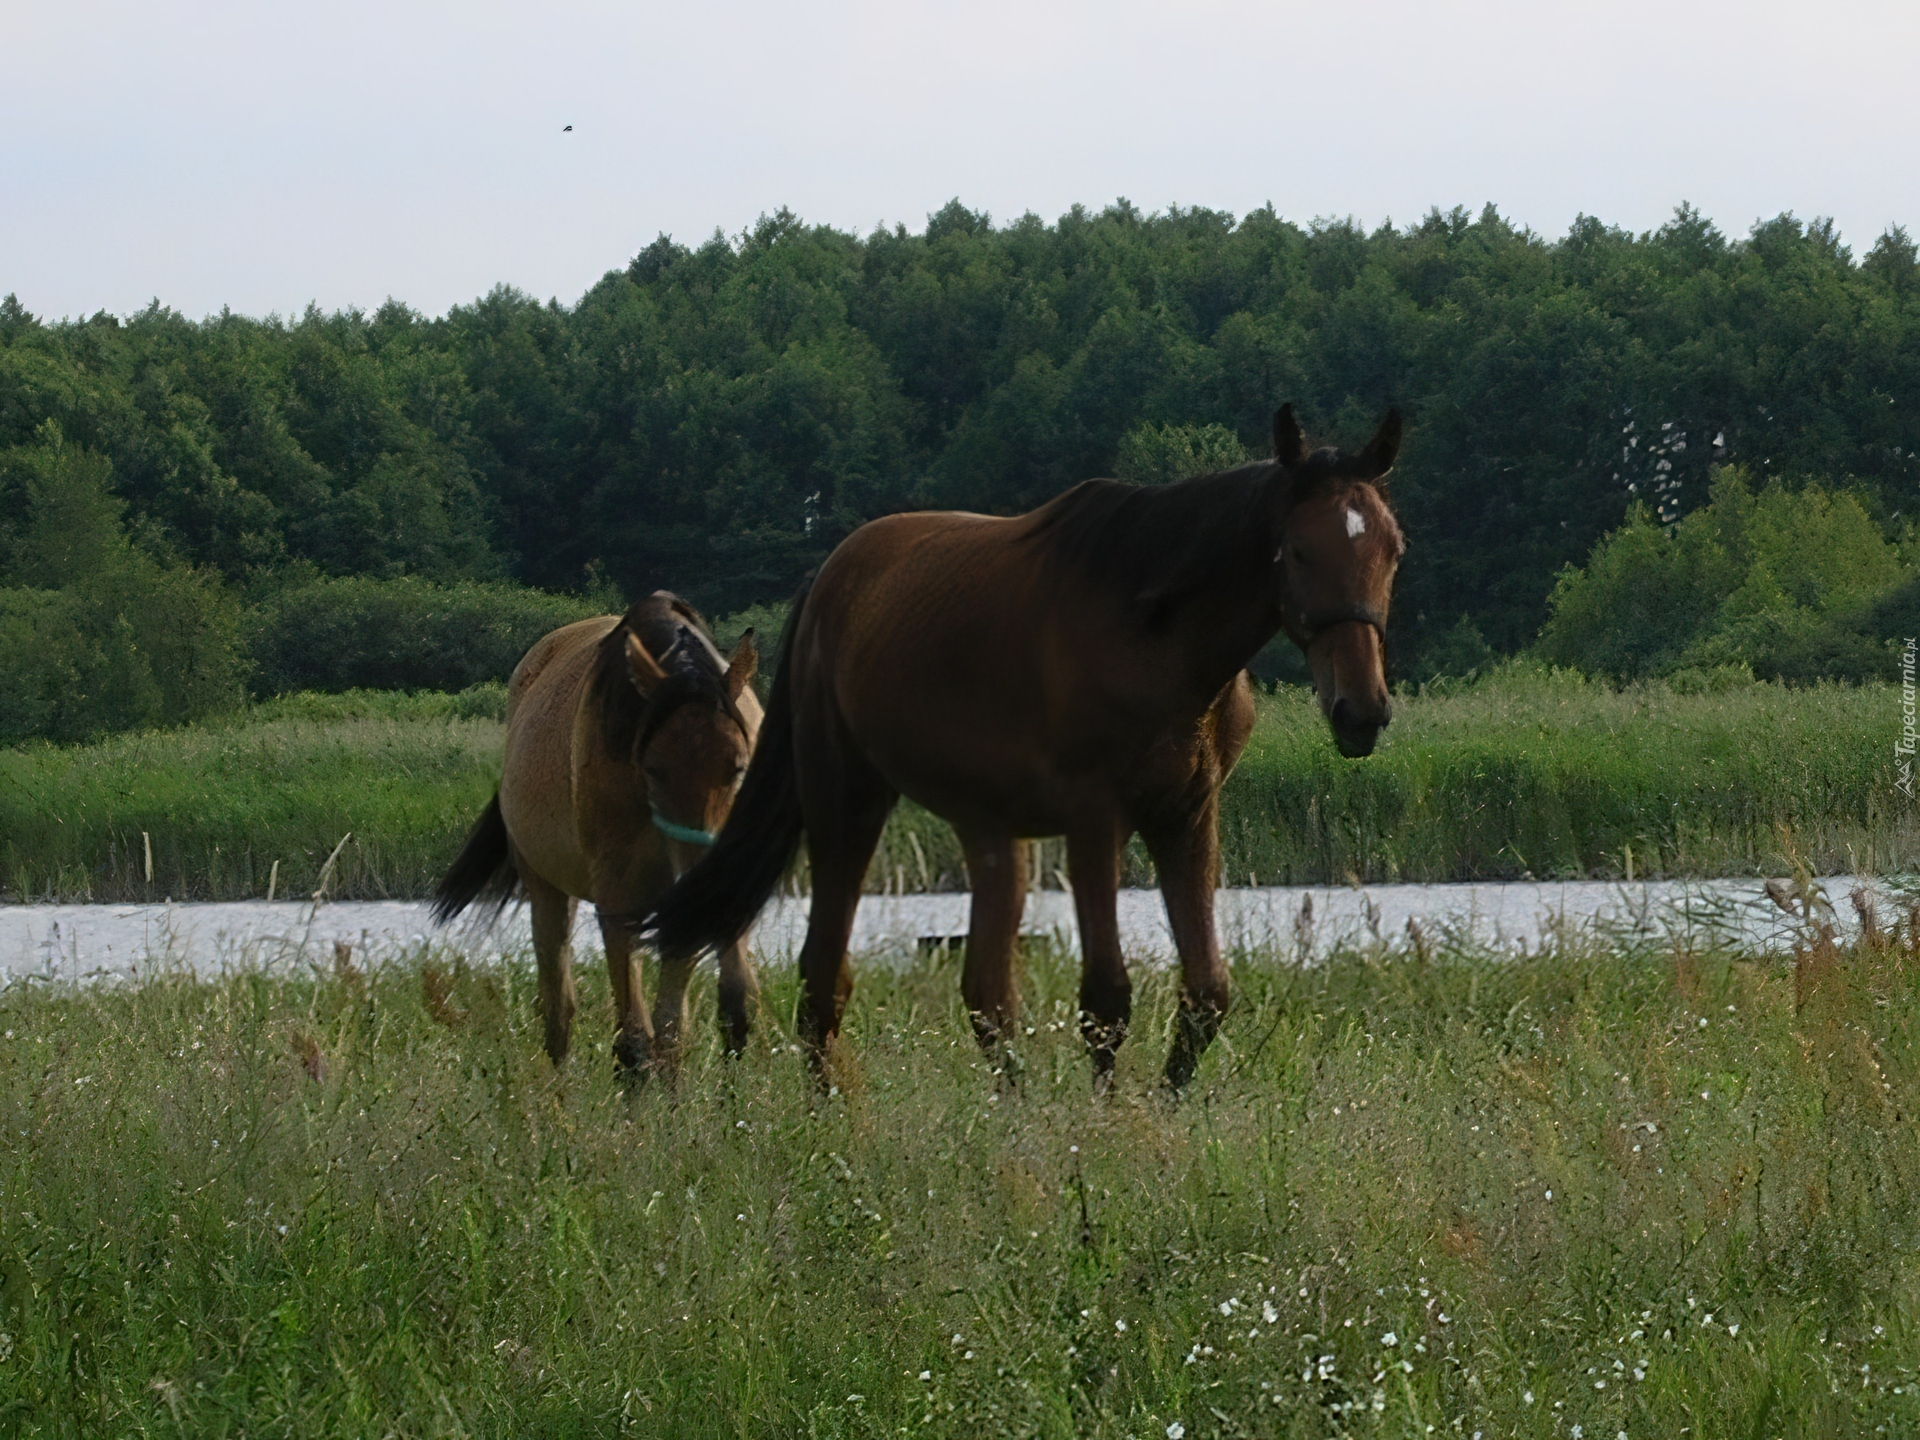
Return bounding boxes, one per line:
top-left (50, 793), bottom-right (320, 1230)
top-left (1221, 669), bottom-right (1908, 883)
top-left (1, 672), bottom-right (1910, 902)
top-left (877, 670), bottom-right (1912, 890)
top-left (2, 899), bottom-right (1916, 1436)
top-left (0, 689), bottom-right (505, 902)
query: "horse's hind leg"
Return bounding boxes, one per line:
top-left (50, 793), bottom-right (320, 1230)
top-left (959, 833), bottom-right (1028, 1052)
top-left (1141, 805), bottom-right (1229, 1092)
top-left (525, 869), bottom-right (579, 1066)
top-left (794, 764), bottom-right (895, 1076)
top-left (715, 939), bottom-right (760, 1057)
top-left (596, 912), bottom-right (654, 1081)
top-left (1067, 821), bottom-right (1130, 1088)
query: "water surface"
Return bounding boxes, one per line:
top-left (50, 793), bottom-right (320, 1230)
top-left (0, 875), bottom-right (1894, 987)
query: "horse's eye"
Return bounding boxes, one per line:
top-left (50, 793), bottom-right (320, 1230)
top-left (1291, 547), bottom-right (1309, 566)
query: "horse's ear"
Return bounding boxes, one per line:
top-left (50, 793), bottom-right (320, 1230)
top-left (1358, 408), bottom-right (1402, 478)
top-left (1273, 403), bottom-right (1306, 468)
top-left (726, 629), bottom-right (758, 700)
top-left (625, 633), bottom-right (667, 695)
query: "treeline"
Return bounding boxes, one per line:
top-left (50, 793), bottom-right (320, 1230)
top-left (3, 200), bottom-right (1919, 740)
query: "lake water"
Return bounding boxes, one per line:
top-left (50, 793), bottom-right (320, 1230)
top-left (0, 875), bottom-right (1899, 987)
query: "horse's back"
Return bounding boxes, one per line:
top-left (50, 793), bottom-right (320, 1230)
top-left (797, 510), bottom-right (1139, 830)
top-left (508, 616), bottom-right (620, 718)
top-left (800, 502), bottom-right (1260, 836)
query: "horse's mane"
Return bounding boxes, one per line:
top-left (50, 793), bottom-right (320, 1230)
top-left (1023, 461), bottom-right (1281, 617)
top-left (589, 593), bottom-right (741, 761)
top-left (1025, 450), bottom-right (1401, 619)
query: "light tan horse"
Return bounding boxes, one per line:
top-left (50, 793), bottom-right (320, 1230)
top-left (645, 405), bottom-right (1402, 1091)
top-left (433, 593), bottom-right (762, 1080)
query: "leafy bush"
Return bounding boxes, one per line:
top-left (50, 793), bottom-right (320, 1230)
top-left (1538, 466), bottom-right (1913, 682)
top-left (1113, 422), bottom-right (1251, 484)
top-left (244, 574), bottom-right (603, 696)
top-left (0, 427), bottom-right (247, 743)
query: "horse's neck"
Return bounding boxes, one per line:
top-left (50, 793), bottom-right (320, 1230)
top-left (1159, 574), bottom-right (1286, 695)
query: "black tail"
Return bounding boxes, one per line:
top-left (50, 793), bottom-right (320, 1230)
top-left (643, 578), bottom-right (811, 961)
top-left (431, 792), bottom-right (518, 926)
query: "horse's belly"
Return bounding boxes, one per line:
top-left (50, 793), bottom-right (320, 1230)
top-left (499, 671), bottom-right (596, 900)
top-left (500, 770), bottom-right (593, 899)
top-left (861, 724), bottom-right (1095, 838)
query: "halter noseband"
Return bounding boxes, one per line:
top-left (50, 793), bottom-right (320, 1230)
top-left (651, 809), bottom-right (717, 847)
top-left (1283, 598), bottom-right (1388, 650)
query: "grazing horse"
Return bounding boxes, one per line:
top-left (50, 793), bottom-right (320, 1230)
top-left (432, 593), bottom-right (761, 1080)
top-left (645, 405), bottom-right (1403, 1089)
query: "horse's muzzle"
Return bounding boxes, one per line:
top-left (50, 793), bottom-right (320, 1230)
top-left (1330, 698), bottom-right (1390, 758)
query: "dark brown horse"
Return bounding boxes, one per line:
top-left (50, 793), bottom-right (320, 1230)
top-left (433, 593), bottom-right (761, 1081)
top-left (645, 405), bottom-right (1403, 1089)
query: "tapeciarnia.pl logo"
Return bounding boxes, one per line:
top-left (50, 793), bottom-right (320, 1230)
top-left (1899, 637), bottom-right (1917, 798)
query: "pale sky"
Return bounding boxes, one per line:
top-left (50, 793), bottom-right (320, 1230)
top-left (5, 0), bottom-right (1917, 322)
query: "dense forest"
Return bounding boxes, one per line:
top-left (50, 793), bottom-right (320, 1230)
top-left (3, 200), bottom-right (1919, 740)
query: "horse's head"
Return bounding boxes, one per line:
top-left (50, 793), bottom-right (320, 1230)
top-left (623, 623), bottom-right (760, 863)
top-left (1270, 405), bottom-right (1405, 758)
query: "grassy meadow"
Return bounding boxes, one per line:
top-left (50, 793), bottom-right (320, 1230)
top-left (1, 892), bottom-right (1916, 1436)
top-left (0, 671), bottom-right (1908, 903)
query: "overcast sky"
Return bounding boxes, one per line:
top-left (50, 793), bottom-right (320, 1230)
top-left (6, 0), bottom-right (1917, 322)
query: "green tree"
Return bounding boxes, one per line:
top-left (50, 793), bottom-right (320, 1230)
top-left (1113, 421), bottom-right (1250, 484)
top-left (0, 425), bottom-right (246, 741)
top-left (1538, 466), bottom-right (1911, 682)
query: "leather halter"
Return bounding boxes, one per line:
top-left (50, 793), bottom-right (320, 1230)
top-left (637, 624), bottom-right (744, 850)
top-left (1274, 502), bottom-right (1389, 649)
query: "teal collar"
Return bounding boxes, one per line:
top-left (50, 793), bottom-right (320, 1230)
top-left (651, 808), bottom-right (717, 846)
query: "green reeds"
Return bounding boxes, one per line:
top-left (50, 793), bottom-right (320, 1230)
top-left (1, 672), bottom-right (1910, 901)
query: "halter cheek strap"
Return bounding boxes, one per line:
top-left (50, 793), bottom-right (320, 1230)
top-left (651, 809), bottom-right (718, 846)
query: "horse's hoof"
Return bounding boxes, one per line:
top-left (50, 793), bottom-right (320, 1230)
top-left (1161, 1051), bottom-right (1198, 1096)
top-left (612, 1032), bottom-right (652, 1083)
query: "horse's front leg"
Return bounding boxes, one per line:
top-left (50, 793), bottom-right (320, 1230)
top-left (597, 911), bottom-right (655, 1083)
top-left (1067, 819), bottom-right (1130, 1090)
top-left (1141, 802), bottom-right (1229, 1092)
top-left (649, 948), bottom-right (698, 1083)
top-left (715, 938), bottom-right (760, 1057)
